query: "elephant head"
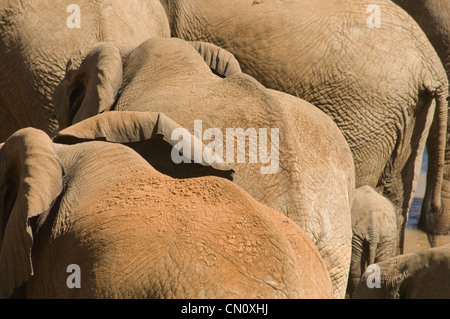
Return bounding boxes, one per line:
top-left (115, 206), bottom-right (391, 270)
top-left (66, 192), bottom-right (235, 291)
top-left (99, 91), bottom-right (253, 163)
top-left (53, 40), bottom-right (242, 129)
top-left (0, 111), bottom-right (236, 298)
top-left (0, 112), bottom-right (333, 299)
top-left (353, 243), bottom-right (450, 299)
top-left (52, 44), bottom-right (125, 129)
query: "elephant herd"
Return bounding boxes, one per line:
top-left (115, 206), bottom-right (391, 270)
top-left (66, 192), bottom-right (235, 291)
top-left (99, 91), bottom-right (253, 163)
top-left (0, 0), bottom-right (449, 299)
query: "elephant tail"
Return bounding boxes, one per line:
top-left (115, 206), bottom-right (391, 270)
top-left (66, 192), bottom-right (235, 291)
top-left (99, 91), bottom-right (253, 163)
top-left (419, 85), bottom-right (448, 247)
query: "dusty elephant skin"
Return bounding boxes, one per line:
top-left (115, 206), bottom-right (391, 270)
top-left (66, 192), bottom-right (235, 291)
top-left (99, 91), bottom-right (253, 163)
top-left (392, 0), bottom-right (450, 236)
top-left (353, 243), bottom-right (450, 299)
top-left (53, 38), bottom-right (355, 299)
top-left (158, 0), bottom-right (449, 249)
top-left (0, 115), bottom-right (333, 299)
top-left (0, 0), bottom-right (170, 142)
top-left (347, 186), bottom-right (397, 297)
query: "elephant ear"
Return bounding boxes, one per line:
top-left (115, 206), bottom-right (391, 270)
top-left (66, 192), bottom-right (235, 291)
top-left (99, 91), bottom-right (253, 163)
top-left (53, 43), bottom-right (124, 130)
top-left (189, 41), bottom-right (242, 77)
top-left (0, 128), bottom-right (64, 299)
top-left (53, 111), bottom-right (234, 180)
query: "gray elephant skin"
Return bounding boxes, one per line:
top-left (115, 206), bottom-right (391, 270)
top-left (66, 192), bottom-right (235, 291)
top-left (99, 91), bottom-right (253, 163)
top-left (53, 37), bottom-right (355, 299)
top-left (158, 0), bottom-right (449, 248)
top-left (392, 0), bottom-right (450, 236)
top-left (0, 0), bottom-right (170, 141)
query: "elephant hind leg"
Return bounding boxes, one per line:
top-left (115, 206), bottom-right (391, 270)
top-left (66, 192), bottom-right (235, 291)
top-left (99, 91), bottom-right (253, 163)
top-left (319, 240), bottom-right (351, 299)
top-left (347, 235), bottom-right (367, 297)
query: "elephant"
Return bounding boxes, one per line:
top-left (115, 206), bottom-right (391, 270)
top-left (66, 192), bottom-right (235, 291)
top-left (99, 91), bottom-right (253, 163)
top-left (0, 0), bottom-right (170, 142)
top-left (347, 185), bottom-right (397, 297)
top-left (391, 0), bottom-right (450, 236)
top-left (352, 243), bottom-right (450, 299)
top-left (0, 112), bottom-right (334, 299)
top-left (52, 37), bottom-right (355, 299)
top-left (157, 0), bottom-right (449, 251)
